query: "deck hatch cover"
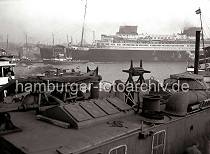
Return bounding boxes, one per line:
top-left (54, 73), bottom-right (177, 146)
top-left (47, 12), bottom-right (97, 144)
top-left (94, 99), bottom-right (120, 115)
top-left (106, 97), bottom-right (131, 111)
top-left (80, 101), bottom-right (107, 118)
top-left (64, 104), bottom-right (93, 122)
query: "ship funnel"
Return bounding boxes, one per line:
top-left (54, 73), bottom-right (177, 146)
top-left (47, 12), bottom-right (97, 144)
top-left (194, 30), bottom-right (201, 74)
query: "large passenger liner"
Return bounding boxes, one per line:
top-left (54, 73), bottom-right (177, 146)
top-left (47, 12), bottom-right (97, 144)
top-left (70, 26), bottom-right (210, 62)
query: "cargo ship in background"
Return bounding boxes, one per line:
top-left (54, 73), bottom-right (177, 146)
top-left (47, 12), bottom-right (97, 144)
top-left (68, 26), bottom-right (210, 62)
top-left (39, 45), bottom-right (88, 65)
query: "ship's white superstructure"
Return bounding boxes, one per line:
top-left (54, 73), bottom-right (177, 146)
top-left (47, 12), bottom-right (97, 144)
top-left (94, 31), bottom-right (210, 53)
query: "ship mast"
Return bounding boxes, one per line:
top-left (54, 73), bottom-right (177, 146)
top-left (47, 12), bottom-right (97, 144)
top-left (92, 30), bottom-right (95, 45)
top-left (52, 33), bottom-right (55, 57)
top-left (25, 34), bottom-right (28, 47)
top-left (80, 0), bottom-right (87, 47)
top-left (66, 34), bottom-right (69, 58)
top-left (6, 34), bottom-right (8, 50)
top-left (199, 9), bottom-right (205, 50)
top-left (52, 33), bottom-right (55, 46)
top-left (66, 34), bottom-right (69, 45)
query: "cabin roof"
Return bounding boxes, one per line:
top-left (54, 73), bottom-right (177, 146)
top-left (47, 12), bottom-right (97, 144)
top-left (2, 111), bottom-right (151, 154)
top-left (2, 103), bottom-right (210, 154)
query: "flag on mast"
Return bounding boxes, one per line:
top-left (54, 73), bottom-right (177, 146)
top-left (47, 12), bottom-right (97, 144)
top-left (195, 8), bottom-right (201, 14)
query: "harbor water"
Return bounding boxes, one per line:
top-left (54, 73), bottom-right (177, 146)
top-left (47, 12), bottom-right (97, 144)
top-left (15, 61), bottom-right (187, 83)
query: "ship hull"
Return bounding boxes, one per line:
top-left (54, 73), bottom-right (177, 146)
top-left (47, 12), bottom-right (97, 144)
top-left (71, 48), bottom-right (192, 62)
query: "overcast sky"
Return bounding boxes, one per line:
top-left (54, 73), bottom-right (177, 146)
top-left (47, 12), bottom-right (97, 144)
top-left (0, 0), bottom-right (210, 44)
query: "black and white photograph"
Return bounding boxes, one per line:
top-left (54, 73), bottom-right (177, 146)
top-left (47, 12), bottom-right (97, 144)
top-left (0, 0), bottom-right (210, 153)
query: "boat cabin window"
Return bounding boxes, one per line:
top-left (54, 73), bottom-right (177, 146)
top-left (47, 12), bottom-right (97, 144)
top-left (152, 130), bottom-right (166, 154)
top-left (109, 145), bottom-right (127, 154)
top-left (0, 66), bottom-right (15, 77)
